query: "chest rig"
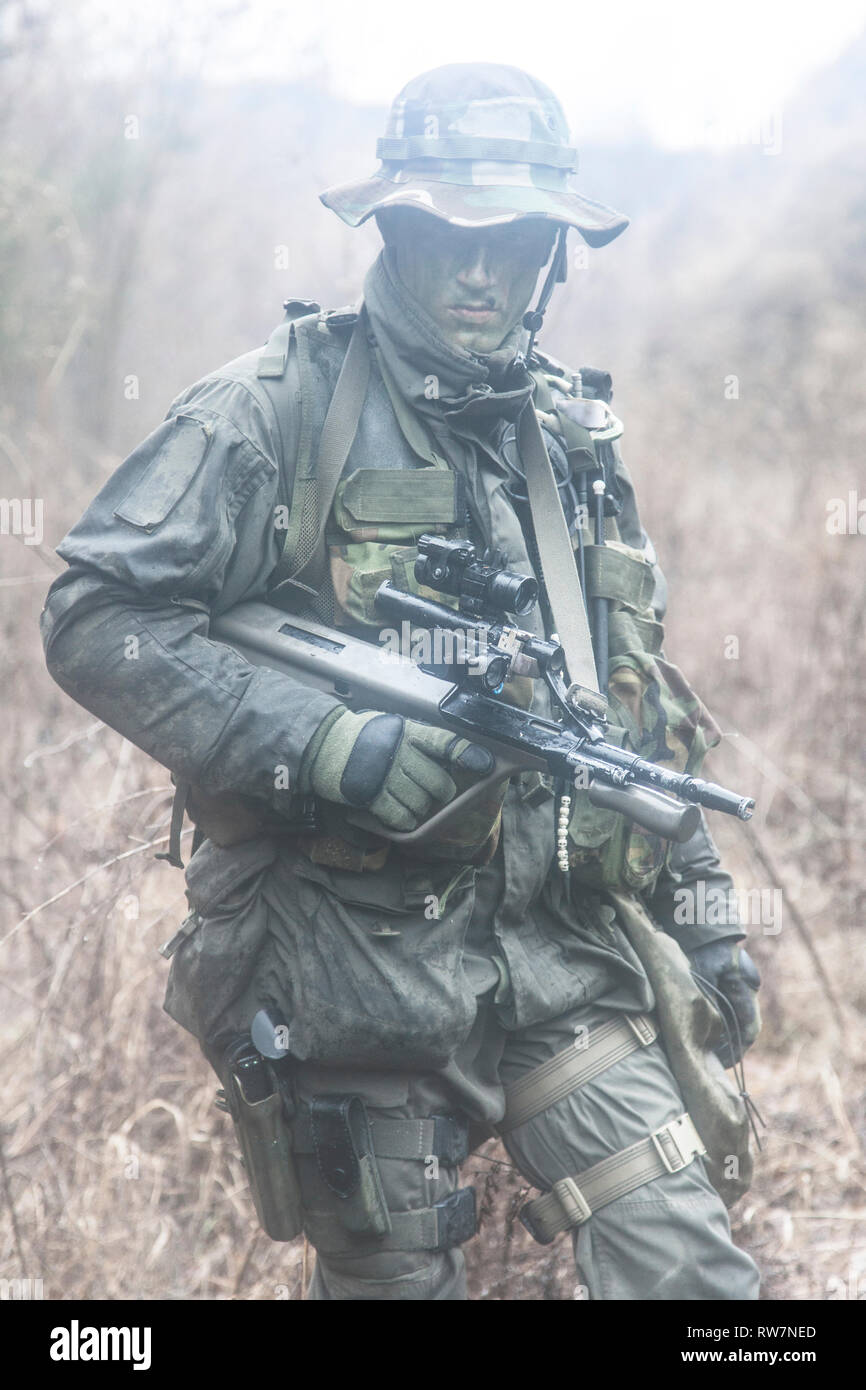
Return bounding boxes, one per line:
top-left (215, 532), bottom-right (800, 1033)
top-left (259, 302), bottom-right (634, 642)
top-left (259, 301), bottom-right (468, 631)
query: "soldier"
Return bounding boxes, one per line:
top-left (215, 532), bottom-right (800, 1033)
top-left (41, 63), bottom-right (762, 1300)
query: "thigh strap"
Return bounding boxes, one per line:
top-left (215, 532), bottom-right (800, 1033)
top-left (304, 1187), bottom-right (476, 1256)
top-left (292, 1112), bottom-right (470, 1165)
top-left (520, 1112), bottom-right (706, 1244)
top-left (498, 1013), bottom-right (658, 1135)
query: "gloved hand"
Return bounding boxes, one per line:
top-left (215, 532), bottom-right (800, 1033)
top-left (298, 708), bottom-right (494, 832)
top-left (687, 937), bottom-right (762, 1069)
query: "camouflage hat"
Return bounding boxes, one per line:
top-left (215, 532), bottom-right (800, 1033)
top-left (320, 63), bottom-right (629, 248)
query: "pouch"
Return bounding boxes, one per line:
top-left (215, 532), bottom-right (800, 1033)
top-left (253, 850), bottom-right (478, 1069)
top-left (162, 835), bottom-right (279, 1046)
top-left (310, 1094), bottom-right (391, 1237)
top-left (328, 465), bottom-right (464, 629)
top-left (566, 539), bottom-right (722, 893)
top-left (609, 890), bottom-right (753, 1207)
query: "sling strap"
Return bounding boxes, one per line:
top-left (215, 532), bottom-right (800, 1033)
top-left (497, 1013), bottom-right (657, 1135)
top-left (520, 1112), bottom-right (707, 1244)
top-left (154, 777), bottom-right (191, 869)
top-left (269, 308), bottom-right (371, 601)
top-left (517, 400), bottom-right (607, 718)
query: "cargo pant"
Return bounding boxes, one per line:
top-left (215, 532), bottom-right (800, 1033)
top-left (292, 998), bottom-right (760, 1301)
top-left (283, 853), bottom-right (759, 1302)
top-left (167, 835), bottom-right (760, 1301)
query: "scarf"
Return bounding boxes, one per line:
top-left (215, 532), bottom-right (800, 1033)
top-left (362, 247), bottom-right (533, 434)
top-left (362, 247), bottom-right (555, 691)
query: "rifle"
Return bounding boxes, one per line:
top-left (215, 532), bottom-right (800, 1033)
top-left (211, 535), bottom-right (754, 853)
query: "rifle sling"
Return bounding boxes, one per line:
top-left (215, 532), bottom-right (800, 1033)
top-left (517, 401), bottom-right (602, 703)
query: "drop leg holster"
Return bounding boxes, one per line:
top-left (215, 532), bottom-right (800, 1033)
top-left (218, 1035), bottom-right (304, 1242)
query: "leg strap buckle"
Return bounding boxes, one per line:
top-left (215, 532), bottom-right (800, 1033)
top-left (552, 1177), bottom-right (593, 1227)
top-left (520, 1178), bottom-right (592, 1246)
top-left (651, 1113), bottom-right (706, 1174)
top-left (520, 1111), bottom-right (707, 1245)
top-left (625, 1012), bottom-right (657, 1046)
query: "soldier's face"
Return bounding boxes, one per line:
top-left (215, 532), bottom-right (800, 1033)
top-left (379, 209), bottom-right (558, 354)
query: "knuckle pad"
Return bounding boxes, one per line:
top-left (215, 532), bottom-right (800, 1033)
top-left (340, 713), bottom-right (404, 805)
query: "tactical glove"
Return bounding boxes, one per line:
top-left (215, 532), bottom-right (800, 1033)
top-left (298, 708), bottom-right (495, 832)
top-left (688, 937), bottom-right (762, 1070)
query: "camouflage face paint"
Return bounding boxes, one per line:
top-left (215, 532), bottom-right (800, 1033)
top-left (380, 208), bottom-right (556, 354)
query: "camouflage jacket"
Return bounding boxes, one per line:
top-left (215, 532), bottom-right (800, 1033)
top-left (41, 280), bottom-right (744, 1036)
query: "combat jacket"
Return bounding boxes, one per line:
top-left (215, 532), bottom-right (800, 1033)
top-left (41, 293), bottom-right (743, 1052)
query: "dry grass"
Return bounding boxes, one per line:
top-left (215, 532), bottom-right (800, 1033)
top-left (2, 431), bottom-right (863, 1300)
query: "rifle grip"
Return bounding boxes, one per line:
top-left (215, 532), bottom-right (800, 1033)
top-left (345, 750), bottom-right (533, 847)
top-left (587, 781), bottom-right (700, 843)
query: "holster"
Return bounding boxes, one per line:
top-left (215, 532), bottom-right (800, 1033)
top-left (222, 1036), bottom-right (304, 1242)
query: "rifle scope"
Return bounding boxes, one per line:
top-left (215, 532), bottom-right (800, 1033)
top-left (414, 534), bottom-right (537, 617)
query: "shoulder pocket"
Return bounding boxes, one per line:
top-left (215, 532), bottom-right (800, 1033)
top-left (114, 415), bottom-right (213, 532)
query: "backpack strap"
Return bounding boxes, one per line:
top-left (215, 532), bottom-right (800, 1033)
top-left (256, 298), bottom-right (321, 378)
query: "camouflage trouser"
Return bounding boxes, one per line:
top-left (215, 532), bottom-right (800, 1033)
top-left (293, 998), bottom-right (761, 1301)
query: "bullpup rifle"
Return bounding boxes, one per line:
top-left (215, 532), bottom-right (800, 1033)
top-left (211, 535), bottom-right (754, 852)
